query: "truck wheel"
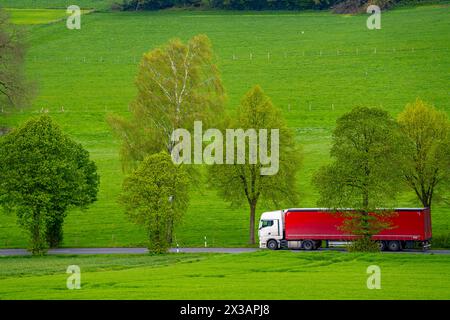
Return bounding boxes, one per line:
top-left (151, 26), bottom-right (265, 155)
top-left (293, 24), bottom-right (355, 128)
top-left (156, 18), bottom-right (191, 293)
top-left (387, 240), bottom-right (401, 252)
top-left (267, 239), bottom-right (279, 250)
top-left (302, 240), bottom-right (315, 251)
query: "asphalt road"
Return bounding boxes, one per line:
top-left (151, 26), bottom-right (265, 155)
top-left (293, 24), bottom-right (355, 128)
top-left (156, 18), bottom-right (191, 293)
top-left (1, 247), bottom-right (450, 256)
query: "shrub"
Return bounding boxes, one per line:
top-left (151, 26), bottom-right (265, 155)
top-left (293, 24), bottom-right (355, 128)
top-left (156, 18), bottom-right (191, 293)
top-left (347, 238), bottom-right (381, 252)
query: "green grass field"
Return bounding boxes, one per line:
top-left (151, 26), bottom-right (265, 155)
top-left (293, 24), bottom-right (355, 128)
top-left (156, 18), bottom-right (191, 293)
top-left (1, 251), bottom-right (450, 299)
top-left (5, 8), bottom-right (91, 25)
top-left (0, 4), bottom-right (449, 249)
top-left (5, 9), bottom-right (69, 24)
top-left (0, 0), bottom-right (113, 10)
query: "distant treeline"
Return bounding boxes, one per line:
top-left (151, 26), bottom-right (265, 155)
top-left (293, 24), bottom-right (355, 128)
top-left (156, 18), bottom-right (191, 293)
top-left (116, 0), bottom-right (447, 11)
top-left (118, 0), bottom-right (336, 10)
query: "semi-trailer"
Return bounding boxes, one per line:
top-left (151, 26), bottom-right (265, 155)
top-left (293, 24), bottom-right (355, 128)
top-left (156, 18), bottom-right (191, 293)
top-left (258, 208), bottom-right (432, 251)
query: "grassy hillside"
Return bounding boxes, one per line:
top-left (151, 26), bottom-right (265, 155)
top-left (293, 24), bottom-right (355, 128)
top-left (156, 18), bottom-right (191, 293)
top-left (0, 5), bottom-right (449, 248)
top-left (1, 251), bottom-right (450, 299)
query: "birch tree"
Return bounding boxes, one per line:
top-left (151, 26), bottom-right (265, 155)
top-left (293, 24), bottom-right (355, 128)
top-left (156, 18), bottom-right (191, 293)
top-left (109, 34), bottom-right (224, 244)
top-left (108, 34), bottom-right (224, 170)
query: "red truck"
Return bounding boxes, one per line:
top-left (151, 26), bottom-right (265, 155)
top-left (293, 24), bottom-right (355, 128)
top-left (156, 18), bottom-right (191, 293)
top-left (258, 208), bottom-right (432, 251)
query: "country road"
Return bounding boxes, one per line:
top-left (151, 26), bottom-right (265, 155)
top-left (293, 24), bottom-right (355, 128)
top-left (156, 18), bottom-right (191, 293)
top-left (1, 247), bottom-right (450, 256)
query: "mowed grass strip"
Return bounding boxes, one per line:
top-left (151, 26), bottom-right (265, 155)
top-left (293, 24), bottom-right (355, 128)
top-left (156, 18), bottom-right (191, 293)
top-left (5, 8), bottom-right (92, 25)
top-left (0, 6), bottom-right (449, 248)
top-left (0, 0), bottom-right (113, 10)
top-left (0, 251), bottom-right (449, 299)
top-left (0, 253), bottom-right (207, 278)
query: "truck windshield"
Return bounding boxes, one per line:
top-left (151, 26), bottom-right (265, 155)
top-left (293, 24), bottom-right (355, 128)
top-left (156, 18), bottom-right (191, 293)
top-left (260, 220), bottom-right (274, 229)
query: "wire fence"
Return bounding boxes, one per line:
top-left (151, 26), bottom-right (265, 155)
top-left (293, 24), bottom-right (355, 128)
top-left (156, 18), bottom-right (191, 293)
top-left (1, 46), bottom-right (446, 116)
top-left (26, 46), bottom-right (449, 64)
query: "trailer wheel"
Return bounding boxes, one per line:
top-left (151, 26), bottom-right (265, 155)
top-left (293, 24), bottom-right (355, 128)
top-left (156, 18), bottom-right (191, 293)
top-left (378, 241), bottom-right (386, 251)
top-left (314, 240), bottom-right (322, 249)
top-left (302, 240), bottom-right (315, 251)
top-left (387, 240), bottom-right (401, 252)
top-left (267, 239), bottom-right (279, 250)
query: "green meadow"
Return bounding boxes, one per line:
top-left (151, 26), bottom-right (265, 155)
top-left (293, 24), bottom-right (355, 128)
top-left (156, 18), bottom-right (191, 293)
top-left (1, 251), bottom-right (450, 299)
top-left (0, 3), bottom-right (449, 248)
top-left (4, 8), bottom-right (92, 25)
top-left (0, 0), bottom-right (113, 10)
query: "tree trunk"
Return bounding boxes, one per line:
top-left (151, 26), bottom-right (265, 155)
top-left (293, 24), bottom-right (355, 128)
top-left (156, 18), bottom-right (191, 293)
top-left (45, 212), bottom-right (64, 248)
top-left (166, 217), bottom-right (173, 245)
top-left (249, 202), bottom-right (256, 245)
top-left (361, 188), bottom-right (370, 237)
top-left (31, 210), bottom-right (45, 255)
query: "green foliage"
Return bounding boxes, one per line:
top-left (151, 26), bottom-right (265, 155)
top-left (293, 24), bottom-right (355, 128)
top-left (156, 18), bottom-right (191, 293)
top-left (347, 237), bottom-right (380, 252)
top-left (109, 34), bottom-right (224, 246)
top-left (314, 107), bottom-right (404, 211)
top-left (209, 85), bottom-right (301, 244)
top-left (0, 115), bottom-right (99, 254)
top-left (368, 0), bottom-right (396, 9)
top-left (331, 0), bottom-right (366, 13)
top-left (397, 99), bottom-right (450, 207)
top-left (120, 0), bottom-right (203, 10)
top-left (313, 107), bottom-right (404, 249)
top-left (119, 0), bottom-right (338, 10)
top-left (119, 152), bottom-right (189, 253)
top-left (107, 0), bottom-right (448, 11)
top-left (108, 34), bottom-right (224, 172)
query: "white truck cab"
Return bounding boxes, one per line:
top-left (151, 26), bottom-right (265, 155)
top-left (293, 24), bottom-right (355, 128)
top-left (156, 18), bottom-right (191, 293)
top-left (258, 210), bottom-right (284, 249)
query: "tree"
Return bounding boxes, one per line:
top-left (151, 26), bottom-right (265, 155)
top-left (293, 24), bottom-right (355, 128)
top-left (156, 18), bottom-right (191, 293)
top-left (0, 8), bottom-right (31, 111)
top-left (44, 142), bottom-right (99, 247)
top-left (108, 34), bottom-right (224, 243)
top-left (108, 34), bottom-right (224, 170)
top-left (0, 115), bottom-right (99, 254)
top-left (397, 99), bottom-right (450, 207)
top-left (312, 107), bottom-right (404, 251)
top-left (119, 152), bottom-right (189, 253)
top-left (209, 86), bottom-right (301, 244)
